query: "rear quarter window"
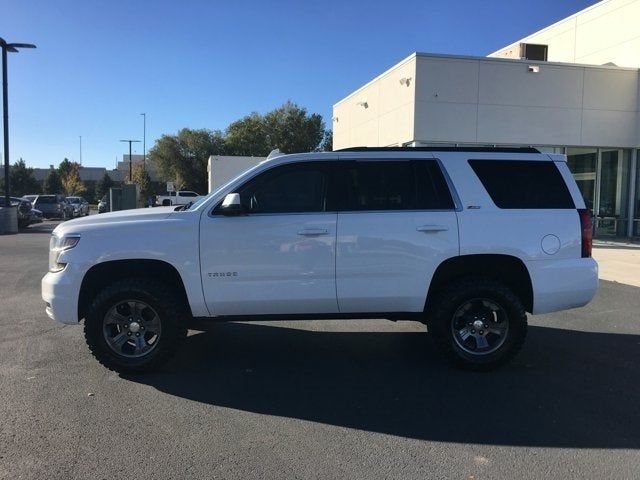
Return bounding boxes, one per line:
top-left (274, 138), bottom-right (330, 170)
top-left (469, 160), bottom-right (575, 209)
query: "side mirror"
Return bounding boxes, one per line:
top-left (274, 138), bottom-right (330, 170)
top-left (220, 193), bottom-right (243, 216)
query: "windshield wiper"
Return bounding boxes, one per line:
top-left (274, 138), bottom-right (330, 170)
top-left (181, 201), bottom-right (194, 211)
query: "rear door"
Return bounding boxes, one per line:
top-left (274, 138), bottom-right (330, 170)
top-left (335, 159), bottom-right (459, 313)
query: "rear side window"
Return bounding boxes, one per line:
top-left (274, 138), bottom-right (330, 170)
top-left (469, 160), bottom-right (575, 209)
top-left (338, 160), bottom-right (454, 211)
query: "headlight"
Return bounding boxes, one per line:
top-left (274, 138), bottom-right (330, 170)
top-left (49, 234), bottom-right (80, 272)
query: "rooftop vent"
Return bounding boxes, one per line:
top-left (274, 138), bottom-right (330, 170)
top-left (520, 43), bottom-right (548, 61)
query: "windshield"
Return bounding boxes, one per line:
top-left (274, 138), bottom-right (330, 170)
top-left (36, 196), bottom-right (57, 204)
top-left (67, 197), bottom-right (80, 203)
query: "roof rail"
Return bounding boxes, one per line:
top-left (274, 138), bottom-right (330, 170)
top-left (336, 146), bottom-right (541, 154)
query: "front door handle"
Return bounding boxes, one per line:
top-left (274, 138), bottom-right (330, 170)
top-left (298, 228), bottom-right (328, 236)
top-left (417, 225), bottom-right (448, 233)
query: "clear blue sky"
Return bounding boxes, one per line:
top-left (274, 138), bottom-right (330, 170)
top-left (3, 0), bottom-right (595, 169)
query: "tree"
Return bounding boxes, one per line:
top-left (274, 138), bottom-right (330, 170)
top-left (148, 128), bottom-right (226, 194)
top-left (319, 130), bottom-right (333, 152)
top-left (225, 101), bottom-right (325, 156)
top-left (263, 101), bottom-right (325, 154)
top-left (147, 102), bottom-right (327, 192)
top-left (2, 158), bottom-right (39, 196)
top-left (130, 163), bottom-right (153, 202)
top-left (58, 158), bottom-right (73, 179)
top-left (43, 169), bottom-right (63, 194)
top-left (95, 172), bottom-right (114, 200)
top-left (225, 113), bottom-right (268, 156)
top-left (59, 159), bottom-right (86, 196)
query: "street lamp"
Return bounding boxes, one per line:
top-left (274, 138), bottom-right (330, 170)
top-left (1, 38), bottom-right (36, 211)
top-left (119, 139), bottom-right (140, 181)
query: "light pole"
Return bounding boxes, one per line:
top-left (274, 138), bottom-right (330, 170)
top-left (119, 139), bottom-right (140, 181)
top-left (140, 113), bottom-right (146, 170)
top-left (1, 38), bottom-right (36, 210)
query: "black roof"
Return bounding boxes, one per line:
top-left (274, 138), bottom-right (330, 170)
top-left (336, 146), bottom-right (541, 154)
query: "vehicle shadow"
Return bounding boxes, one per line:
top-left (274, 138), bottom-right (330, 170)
top-left (125, 322), bottom-right (640, 448)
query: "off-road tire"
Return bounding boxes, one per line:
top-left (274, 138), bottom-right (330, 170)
top-left (428, 277), bottom-right (527, 370)
top-left (84, 278), bottom-right (188, 373)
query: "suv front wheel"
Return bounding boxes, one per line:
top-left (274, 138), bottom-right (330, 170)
top-left (84, 278), bottom-right (187, 373)
top-left (428, 278), bottom-right (527, 370)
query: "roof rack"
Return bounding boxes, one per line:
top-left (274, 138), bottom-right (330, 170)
top-left (336, 146), bottom-right (541, 154)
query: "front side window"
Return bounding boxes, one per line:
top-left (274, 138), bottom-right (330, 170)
top-left (228, 163), bottom-right (328, 214)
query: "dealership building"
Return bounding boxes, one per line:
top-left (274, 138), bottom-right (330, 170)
top-left (333, 0), bottom-right (640, 238)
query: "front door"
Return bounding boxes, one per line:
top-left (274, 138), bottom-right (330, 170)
top-left (199, 162), bottom-right (338, 316)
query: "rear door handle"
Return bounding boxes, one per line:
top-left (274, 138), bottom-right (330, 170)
top-left (417, 225), bottom-right (448, 233)
top-left (298, 228), bottom-right (328, 236)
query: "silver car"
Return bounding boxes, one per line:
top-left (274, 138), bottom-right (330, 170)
top-left (66, 196), bottom-right (90, 217)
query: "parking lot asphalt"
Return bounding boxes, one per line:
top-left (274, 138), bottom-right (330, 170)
top-left (1, 221), bottom-right (639, 480)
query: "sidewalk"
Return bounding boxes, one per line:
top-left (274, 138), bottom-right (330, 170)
top-left (593, 241), bottom-right (640, 288)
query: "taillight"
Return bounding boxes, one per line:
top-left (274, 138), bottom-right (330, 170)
top-left (578, 209), bottom-right (592, 258)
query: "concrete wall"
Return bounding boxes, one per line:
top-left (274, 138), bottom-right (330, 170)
top-left (490, 0), bottom-right (640, 68)
top-left (333, 56), bottom-right (417, 150)
top-left (208, 155), bottom-right (265, 193)
top-left (414, 54), bottom-right (639, 148)
top-left (334, 53), bottom-right (639, 149)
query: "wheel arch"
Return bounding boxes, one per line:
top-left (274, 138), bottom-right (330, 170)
top-left (78, 259), bottom-right (191, 321)
top-left (426, 254), bottom-right (533, 314)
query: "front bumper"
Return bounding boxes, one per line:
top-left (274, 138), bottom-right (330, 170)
top-left (41, 263), bottom-right (87, 324)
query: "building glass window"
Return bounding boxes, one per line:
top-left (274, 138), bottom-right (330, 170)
top-left (566, 148), bottom-right (597, 211)
top-left (597, 149), bottom-right (630, 237)
top-left (635, 150), bottom-right (640, 237)
top-left (566, 148), bottom-right (632, 238)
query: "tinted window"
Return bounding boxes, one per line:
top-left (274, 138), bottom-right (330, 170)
top-left (36, 196), bottom-right (56, 204)
top-left (235, 163), bottom-right (327, 214)
top-left (339, 160), bottom-right (454, 211)
top-left (415, 161), bottom-right (456, 210)
top-left (469, 160), bottom-right (575, 209)
top-left (181, 191), bottom-right (198, 197)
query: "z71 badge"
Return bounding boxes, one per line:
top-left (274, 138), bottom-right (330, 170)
top-left (208, 272), bottom-right (238, 278)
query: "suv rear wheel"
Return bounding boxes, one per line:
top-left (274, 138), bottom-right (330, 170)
top-left (84, 278), bottom-right (187, 373)
top-left (428, 278), bottom-right (527, 370)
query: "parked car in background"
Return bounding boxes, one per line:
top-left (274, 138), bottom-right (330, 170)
top-left (29, 208), bottom-right (43, 225)
top-left (156, 190), bottom-right (201, 206)
top-left (0, 196), bottom-right (33, 228)
top-left (33, 194), bottom-right (73, 220)
top-left (66, 196), bottom-right (89, 217)
top-left (98, 195), bottom-right (108, 214)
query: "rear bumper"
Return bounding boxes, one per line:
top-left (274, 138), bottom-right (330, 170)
top-left (528, 257), bottom-right (598, 314)
top-left (41, 264), bottom-right (87, 324)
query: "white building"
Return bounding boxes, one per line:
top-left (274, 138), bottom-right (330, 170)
top-left (207, 155), bottom-right (265, 193)
top-left (333, 0), bottom-right (640, 238)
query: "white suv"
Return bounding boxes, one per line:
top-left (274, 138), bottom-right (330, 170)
top-left (42, 147), bottom-right (598, 372)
